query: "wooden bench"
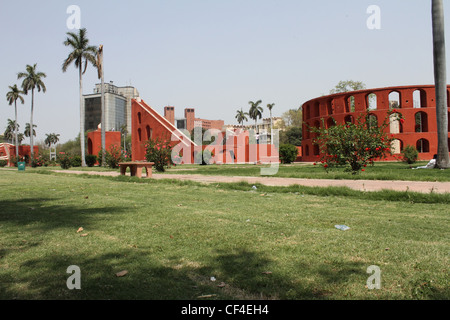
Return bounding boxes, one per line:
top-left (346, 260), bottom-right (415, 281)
top-left (118, 162), bottom-right (155, 178)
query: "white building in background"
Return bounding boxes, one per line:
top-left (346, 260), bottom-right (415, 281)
top-left (83, 82), bottom-right (139, 133)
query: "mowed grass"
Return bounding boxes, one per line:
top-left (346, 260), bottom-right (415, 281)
top-left (164, 161), bottom-right (450, 182)
top-left (0, 170), bottom-right (448, 300)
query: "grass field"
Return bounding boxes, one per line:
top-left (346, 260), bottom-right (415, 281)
top-left (0, 169), bottom-right (448, 300)
top-left (162, 161), bottom-right (450, 182)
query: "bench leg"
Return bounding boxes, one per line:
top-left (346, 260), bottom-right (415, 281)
top-left (120, 165), bottom-right (127, 176)
top-left (135, 167), bottom-right (143, 178)
top-left (145, 166), bottom-right (152, 178)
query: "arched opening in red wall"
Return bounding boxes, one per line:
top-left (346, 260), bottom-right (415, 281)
top-left (413, 89), bottom-right (427, 108)
top-left (367, 114), bottom-right (378, 130)
top-left (88, 138), bottom-right (93, 155)
top-left (346, 96), bottom-right (355, 113)
top-left (305, 144), bottom-right (310, 156)
top-left (389, 91), bottom-right (401, 109)
top-left (146, 125), bottom-right (152, 140)
top-left (304, 123), bottom-right (310, 140)
top-left (344, 115), bottom-right (354, 124)
top-left (313, 144), bottom-right (320, 156)
top-left (416, 138), bottom-right (430, 153)
top-left (138, 128), bottom-right (142, 142)
top-left (391, 139), bottom-right (403, 154)
top-left (415, 111), bottom-right (428, 132)
top-left (326, 99), bottom-right (333, 115)
top-left (305, 104), bottom-right (310, 120)
top-left (313, 101), bottom-right (320, 118)
top-left (312, 120), bottom-right (320, 138)
top-left (367, 93), bottom-right (377, 110)
top-left (137, 112), bottom-right (142, 124)
top-left (326, 117), bottom-right (336, 128)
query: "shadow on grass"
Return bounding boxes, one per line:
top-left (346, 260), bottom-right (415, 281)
top-left (0, 247), bottom-right (396, 300)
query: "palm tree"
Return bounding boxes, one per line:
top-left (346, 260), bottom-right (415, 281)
top-left (235, 108), bottom-right (249, 127)
top-left (44, 133), bottom-right (60, 147)
top-left (17, 64), bottom-right (46, 158)
top-left (96, 44), bottom-right (106, 166)
top-left (432, 0), bottom-right (450, 168)
top-left (6, 85), bottom-right (25, 157)
top-left (62, 28), bottom-right (98, 167)
top-left (24, 123), bottom-right (37, 138)
top-left (4, 119), bottom-right (18, 144)
top-left (248, 100), bottom-right (263, 133)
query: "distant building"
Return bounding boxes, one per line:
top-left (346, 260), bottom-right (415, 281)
top-left (163, 106), bottom-right (224, 132)
top-left (83, 82), bottom-right (139, 133)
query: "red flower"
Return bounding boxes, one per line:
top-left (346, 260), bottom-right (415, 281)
top-left (365, 148), bottom-right (370, 151)
top-left (324, 164), bottom-right (328, 168)
top-left (400, 118), bottom-right (405, 124)
top-left (361, 169), bottom-right (365, 172)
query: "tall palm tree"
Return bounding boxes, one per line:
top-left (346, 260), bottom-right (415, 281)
top-left (17, 64), bottom-right (46, 158)
top-left (432, 0), bottom-right (450, 168)
top-left (44, 133), bottom-right (60, 147)
top-left (96, 44), bottom-right (106, 166)
top-left (24, 123), bottom-right (37, 138)
top-left (248, 100), bottom-right (263, 133)
top-left (62, 28), bottom-right (98, 167)
top-left (4, 119), bottom-right (18, 144)
top-left (235, 108), bottom-right (249, 127)
top-left (6, 85), bottom-right (25, 157)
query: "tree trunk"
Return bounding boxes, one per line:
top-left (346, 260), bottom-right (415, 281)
top-left (30, 89), bottom-right (34, 159)
top-left (101, 67), bottom-right (106, 166)
top-left (432, 0), bottom-right (450, 168)
top-left (14, 102), bottom-right (19, 158)
top-left (79, 66), bottom-right (87, 167)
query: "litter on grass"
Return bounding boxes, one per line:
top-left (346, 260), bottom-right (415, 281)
top-left (335, 225), bottom-right (350, 231)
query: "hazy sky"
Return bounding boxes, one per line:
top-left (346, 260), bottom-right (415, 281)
top-left (1, 0), bottom-right (449, 143)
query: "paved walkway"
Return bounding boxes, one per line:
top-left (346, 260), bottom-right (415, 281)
top-left (51, 170), bottom-right (450, 194)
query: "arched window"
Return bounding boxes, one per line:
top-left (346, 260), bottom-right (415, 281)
top-left (138, 128), bottom-right (142, 142)
top-left (313, 101), bottom-right (320, 118)
top-left (146, 125), bottom-right (152, 140)
top-left (367, 114), bottom-right (378, 130)
top-left (137, 112), bottom-right (142, 124)
top-left (415, 112), bottom-right (428, 132)
top-left (305, 105), bottom-right (311, 120)
top-left (389, 91), bottom-right (401, 109)
top-left (327, 117), bottom-right (336, 128)
top-left (344, 115), bottom-right (354, 124)
top-left (391, 139), bottom-right (403, 154)
top-left (367, 93), bottom-right (377, 110)
top-left (305, 144), bottom-right (310, 156)
top-left (346, 96), bottom-right (355, 113)
top-left (416, 139), bottom-right (430, 153)
top-left (313, 144), bottom-right (320, 156)
top-left (326, 99), bottom-right (333, 115)
top-left (413, 89), bottom-right (427, 108)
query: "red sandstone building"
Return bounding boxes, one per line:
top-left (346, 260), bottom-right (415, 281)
top-left (301, 85), bottom-right (450, 162)
top-left (163, 106), bottom-right (224, 132)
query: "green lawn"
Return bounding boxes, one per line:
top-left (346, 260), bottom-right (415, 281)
top-left (164, 161), bottom-right (450, 182)
top-left (0, 170), bottom-right (448, 300)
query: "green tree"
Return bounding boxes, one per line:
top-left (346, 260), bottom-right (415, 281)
top-left (62, 28), bottom-right (98, 167)
top-left (432, 0), bottom-right (450, 168)
top-left (24, 123), bottom-right (37, 138)
top-left (4, 119), bottom-right (18, 144)
top-left (312, 111), bottom-right (403, 173)
top-left (235, 108), bottom-right (249, 126)
top-left (330, 80), bottom-right (366, 94)
top-left (44, 133), bottom-right (60, 147)
top-left (17, 63), bottom-right (47, 158)
top-left (6, 84), bottom-right (25, 158)
top-left (248, 100), bottom-right (263, 132)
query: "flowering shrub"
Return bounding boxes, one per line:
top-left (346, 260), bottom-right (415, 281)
top-left (85, 154), bottom-right (97, 167)
top-left (57, 152), bottom-right (72, 169)
top-left (311, 110), bottom-right (403, 174)
top-left (31, 153), bottom-right (48, 168)
top-left (10, 155), bottom-right (24, 167)
top-left (0, 160), bottom-right (8, 167)
top-left (105, 145), bottom-right (124, 169)
top-left (145, 139), bottom-right (173, 172)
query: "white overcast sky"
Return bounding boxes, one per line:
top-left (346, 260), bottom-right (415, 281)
top-left (1, 0), bottom-right (449, 143)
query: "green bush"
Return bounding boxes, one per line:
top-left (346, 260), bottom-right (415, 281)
top-left (71, 155), bottom-right (82, 167)
top-left (57, 153), bottom-right (72, 170)
top-left (145, 139), bottom-right (173, 172)
top-left (402, 145), bottom-right (419, 164)
top-left (105, 146), bottom-right (124, 169)
top-left (0, 160), bottom-right (8, 167)
top-left (279, 144), bottom-right (299, 164)
top-left (85, 154), bottom-right (97, 167)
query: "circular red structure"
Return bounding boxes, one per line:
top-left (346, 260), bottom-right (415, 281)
top-left (301, 85), bottom-right (450, 162)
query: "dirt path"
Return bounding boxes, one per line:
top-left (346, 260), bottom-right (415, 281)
top-left (50, 170), bottom-right (450, 194)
